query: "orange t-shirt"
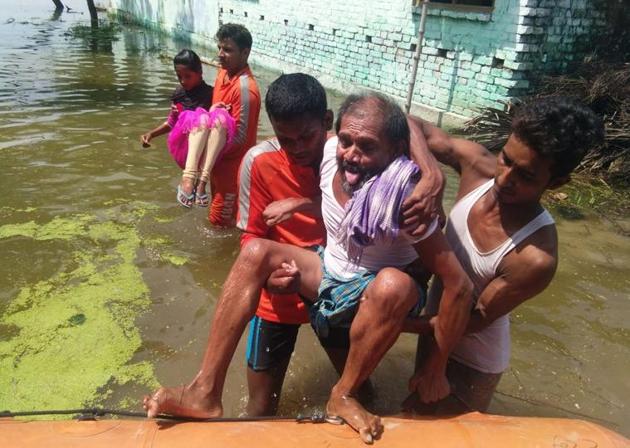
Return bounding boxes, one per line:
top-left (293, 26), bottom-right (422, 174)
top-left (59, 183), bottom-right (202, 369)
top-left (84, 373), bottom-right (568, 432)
top-left (237, 139), bottom-right (326, 324)
top-left (207, 66), bottom-right (260, 226)
top-left (212, 66), bottom-right (260, 161)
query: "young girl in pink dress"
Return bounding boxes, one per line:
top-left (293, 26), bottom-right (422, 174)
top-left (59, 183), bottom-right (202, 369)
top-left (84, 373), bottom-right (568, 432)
top-left (141, 49), bottom-right (236, 207)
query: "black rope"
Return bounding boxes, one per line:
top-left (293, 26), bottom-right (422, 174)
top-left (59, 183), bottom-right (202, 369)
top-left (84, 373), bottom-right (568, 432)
top-left (0, 408), bottom-right (328, 424)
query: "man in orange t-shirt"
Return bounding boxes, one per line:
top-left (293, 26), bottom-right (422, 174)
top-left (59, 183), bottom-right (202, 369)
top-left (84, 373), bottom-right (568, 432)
top-left (237, 74), bottom-right (350, 416)
top-left (209, 23), bottom-right (261, 227)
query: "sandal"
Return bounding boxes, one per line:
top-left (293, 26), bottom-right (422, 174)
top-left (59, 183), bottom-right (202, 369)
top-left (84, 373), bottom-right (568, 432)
top-left (194, 193), bottom-right (209, 207)
top-left (176, 184), bottom-right (195, 208)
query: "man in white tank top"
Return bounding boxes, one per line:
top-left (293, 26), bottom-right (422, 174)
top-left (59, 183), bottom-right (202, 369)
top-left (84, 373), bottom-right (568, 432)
top-left (403, 96), bottom-right (605, 414)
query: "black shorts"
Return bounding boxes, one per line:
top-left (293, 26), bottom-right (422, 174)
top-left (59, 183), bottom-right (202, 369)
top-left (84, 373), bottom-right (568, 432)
top-left (246, 315), bottom-right (350, 372)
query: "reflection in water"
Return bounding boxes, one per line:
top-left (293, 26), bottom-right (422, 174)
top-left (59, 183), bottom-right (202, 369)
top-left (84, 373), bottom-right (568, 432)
top-left (0, 0), bottom-right (628, 436)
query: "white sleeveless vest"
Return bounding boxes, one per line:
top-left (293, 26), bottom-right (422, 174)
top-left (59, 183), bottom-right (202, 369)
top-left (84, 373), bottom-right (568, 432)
top-left (426, 179), bottom-right (555, 373)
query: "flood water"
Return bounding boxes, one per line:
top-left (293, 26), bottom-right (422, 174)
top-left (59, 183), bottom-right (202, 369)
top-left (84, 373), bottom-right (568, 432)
top-left (0, 1), bottom-right (628, 437)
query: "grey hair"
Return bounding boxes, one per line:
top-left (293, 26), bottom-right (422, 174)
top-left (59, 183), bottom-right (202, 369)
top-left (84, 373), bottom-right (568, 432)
top-left (334, 91), bottom-right (410, 155)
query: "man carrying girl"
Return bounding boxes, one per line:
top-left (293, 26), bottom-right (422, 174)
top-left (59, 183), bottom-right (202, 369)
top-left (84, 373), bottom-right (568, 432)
top-left (141, 24), bottom-right (260, 226)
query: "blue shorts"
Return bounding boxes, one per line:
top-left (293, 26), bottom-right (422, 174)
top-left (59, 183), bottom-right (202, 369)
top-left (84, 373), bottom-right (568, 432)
top-left (309, 246), bottom-right (426, 339)
top-left (246, 315), bottom-right (351, 372)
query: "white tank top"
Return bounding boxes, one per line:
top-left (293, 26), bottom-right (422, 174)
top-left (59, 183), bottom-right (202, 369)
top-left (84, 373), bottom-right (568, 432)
top-left (319, 137), bottom-right (437, 280)
top-left (426, 179), bottom-right (555, 373)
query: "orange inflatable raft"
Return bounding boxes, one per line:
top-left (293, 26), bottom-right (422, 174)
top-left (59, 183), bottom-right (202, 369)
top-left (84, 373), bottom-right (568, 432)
top-left (1, 413), bottom-right (628, 447)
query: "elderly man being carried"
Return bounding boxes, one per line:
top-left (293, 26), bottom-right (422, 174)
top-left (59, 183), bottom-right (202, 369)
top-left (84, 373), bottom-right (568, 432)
top-left (144, 92), bottom-right (473, 444)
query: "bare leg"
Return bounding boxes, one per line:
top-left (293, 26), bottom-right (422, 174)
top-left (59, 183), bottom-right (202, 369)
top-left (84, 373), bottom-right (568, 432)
top-left (321, 344), bottom-right (375, 403)
top-left (196, 123), bottom-right (227, 200)
top-left (246, 358), bottom-right (291, 416)
top-left (326, 268), bottom-right (418, 444)
top-left (144, 239), bottom-right (322, 418)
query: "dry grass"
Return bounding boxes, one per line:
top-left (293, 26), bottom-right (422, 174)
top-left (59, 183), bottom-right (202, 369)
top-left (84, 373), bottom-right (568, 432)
top-left (460, 62), bottom-right (630, 181)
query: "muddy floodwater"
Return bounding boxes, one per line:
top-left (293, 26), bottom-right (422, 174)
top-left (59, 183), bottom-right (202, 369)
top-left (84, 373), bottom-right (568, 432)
top-left (1, 1), bottom-right (628, 436)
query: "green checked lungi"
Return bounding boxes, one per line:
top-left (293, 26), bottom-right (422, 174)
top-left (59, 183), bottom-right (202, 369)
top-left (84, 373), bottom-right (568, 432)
top-left (309, 246), bottom-right (426, 339)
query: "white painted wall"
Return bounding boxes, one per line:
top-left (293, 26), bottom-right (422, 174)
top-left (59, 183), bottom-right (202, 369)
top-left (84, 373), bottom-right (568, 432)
top-left (95, 0), bottom-right (219, 46)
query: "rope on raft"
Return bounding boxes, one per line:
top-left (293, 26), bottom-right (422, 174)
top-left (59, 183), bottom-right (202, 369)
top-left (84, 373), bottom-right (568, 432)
top-left (0, 407), bottom-right (329, 423)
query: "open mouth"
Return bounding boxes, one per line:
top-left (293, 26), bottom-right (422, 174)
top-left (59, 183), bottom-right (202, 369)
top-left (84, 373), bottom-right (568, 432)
top-left (344, 170), bottom-right (362, 186)
top-left (343, 164), bottom-right (363, 186)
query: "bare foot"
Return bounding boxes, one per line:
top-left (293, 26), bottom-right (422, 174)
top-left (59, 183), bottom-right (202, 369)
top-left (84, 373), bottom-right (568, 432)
top-left (326, 390), bottom-right (383, 444)
top-left (194, 181), bottom-right (209, 206)
top-left (142, 384), bottom-right (222, 419)
top-left (180, 177), bottom-right (195, 196)
top-left (195, 180), bottom-right (207, 197)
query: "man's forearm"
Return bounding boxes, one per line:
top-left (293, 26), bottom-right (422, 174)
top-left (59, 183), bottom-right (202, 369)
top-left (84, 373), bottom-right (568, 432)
top-left (407, 116), bottom-right (443, 188)
top-left (427, 280), bottom-right (472, 366)
top-left (402, 316), bottom-right (433, 335)
top-left (408, 115), bottom-right (463, 172)
top-left (290, 196), bottom-right (322, 217)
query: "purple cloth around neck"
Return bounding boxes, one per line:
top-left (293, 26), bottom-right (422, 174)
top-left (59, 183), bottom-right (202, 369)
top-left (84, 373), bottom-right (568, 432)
top-left (339, 155), bottom-right (420, 265)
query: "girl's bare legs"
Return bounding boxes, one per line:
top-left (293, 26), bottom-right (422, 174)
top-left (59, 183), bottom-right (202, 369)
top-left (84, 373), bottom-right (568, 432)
top-left (195, 122), bottom-right (227, 205)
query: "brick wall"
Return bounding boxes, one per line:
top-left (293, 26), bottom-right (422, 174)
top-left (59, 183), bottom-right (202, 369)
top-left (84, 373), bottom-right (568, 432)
top-left (99, 0), bottom-right (611, 117)
top-left (217, 0), bottom-right (609, 116)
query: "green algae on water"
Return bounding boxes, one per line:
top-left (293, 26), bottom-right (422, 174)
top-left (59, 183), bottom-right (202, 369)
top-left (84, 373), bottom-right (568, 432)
top-left (0, 215), bottom-right (92, 241)
top-left (143, 236), bottom-right (189, 266)
top-left (0, 207), bottom-right (158, 415)
top-left (161, 253), bottom-right (188, 266)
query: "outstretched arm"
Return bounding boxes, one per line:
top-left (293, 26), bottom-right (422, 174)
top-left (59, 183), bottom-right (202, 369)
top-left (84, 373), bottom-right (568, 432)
top-left (407, 116), bottom-right (497, 187)
top-left (140, 122), bottom-right (171, 147)
top-left (140, 104), bottom-right (178, 147)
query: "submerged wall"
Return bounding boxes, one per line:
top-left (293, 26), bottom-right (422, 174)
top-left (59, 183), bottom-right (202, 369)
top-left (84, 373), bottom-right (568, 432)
top-left (96, 0), bottom-right (610, 118)
top-left (95, 0), bottom-right (219, 46)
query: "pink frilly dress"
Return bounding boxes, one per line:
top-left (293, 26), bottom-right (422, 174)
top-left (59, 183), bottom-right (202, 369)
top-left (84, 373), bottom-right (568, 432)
top-left (167, 107), bottom-right (237, 169)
